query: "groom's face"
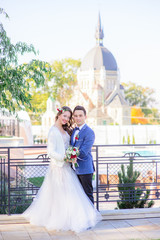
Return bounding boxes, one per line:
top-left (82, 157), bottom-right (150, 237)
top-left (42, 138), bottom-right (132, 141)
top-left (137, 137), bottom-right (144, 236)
top-left (73, 110), bottom-right (86, 127)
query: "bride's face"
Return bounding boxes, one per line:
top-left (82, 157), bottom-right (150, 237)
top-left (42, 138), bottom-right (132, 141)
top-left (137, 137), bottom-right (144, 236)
top-left (58, 111), bottom-right (71, 125)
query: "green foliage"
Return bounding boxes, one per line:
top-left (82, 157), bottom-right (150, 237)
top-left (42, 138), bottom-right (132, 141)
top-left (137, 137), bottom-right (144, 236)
top-left (132, 135), bottom-right (135, 144)
top-left (109, 122), bottom-right (119, 125)
top-left (0, 179), bottom-right (8, 214)
top-left (27, 58), bottom-right (81, 124)
top-left (0, 8), bottom-right (9, 18)
top-left (50, 58), bottom-right (81, 105)
top-left (127, 135), bottom-right (130, 144)
top-left (122, 82), bottom-right (156, 109)
top-left (1, 9), bottom-right (81, 122)
top-left (0, 136), bottom-right (12, 138)
top-left (0, 173), bottom-right (33, 214)
top-left (150, 108), bottom-right (160, 124)
top-left (122, 82), bottom-right (160, 124)
top-left (28, 176), bottom-right (44, 187)
top-left (0, 9), bottom-right (51, 113)
top-left (117, 159), bottom-right (154, 209)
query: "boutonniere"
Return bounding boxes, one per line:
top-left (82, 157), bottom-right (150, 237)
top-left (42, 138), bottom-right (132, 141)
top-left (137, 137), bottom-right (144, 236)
top-left (75, 134), bottom-right (79, 141)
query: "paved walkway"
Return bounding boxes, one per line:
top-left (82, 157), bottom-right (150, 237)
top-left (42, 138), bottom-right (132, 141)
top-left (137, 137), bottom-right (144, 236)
top-left (1, 208), bottom-right (160, 239)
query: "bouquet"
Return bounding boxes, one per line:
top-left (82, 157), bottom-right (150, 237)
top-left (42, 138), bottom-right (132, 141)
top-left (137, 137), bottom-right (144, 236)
top-left (64, 146), bottom-right (79, 168)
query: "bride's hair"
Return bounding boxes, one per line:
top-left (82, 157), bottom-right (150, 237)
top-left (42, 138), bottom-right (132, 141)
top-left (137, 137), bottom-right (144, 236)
top-left (55, 106), bottom-right (73, 135)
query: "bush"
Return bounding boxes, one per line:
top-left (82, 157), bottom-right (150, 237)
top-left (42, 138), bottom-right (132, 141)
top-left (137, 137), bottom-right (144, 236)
top-left (0, 175), bottom-right (33, 214)
top-left (117, 158), bottom-right (154, 209)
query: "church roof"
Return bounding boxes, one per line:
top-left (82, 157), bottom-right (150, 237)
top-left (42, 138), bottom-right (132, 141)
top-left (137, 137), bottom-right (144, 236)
top-left (105, 88), bottom-right (128, 106)
top-left (80, 13), bottom-right (117, 71)
top-left (80, 45), bottom-right (117, 71)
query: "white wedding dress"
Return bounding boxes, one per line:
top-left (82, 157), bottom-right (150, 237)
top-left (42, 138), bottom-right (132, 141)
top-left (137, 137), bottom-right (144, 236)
top-left (23, 126), bottom-right (102, 233)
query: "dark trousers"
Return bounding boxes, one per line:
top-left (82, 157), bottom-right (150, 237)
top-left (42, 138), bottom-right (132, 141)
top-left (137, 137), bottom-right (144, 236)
top-left (78, 174), bottom-right (94, 204)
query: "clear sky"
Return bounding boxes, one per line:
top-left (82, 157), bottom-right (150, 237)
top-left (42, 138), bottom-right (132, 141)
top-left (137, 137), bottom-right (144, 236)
top-left (1, 0), bottom-right (160, 105)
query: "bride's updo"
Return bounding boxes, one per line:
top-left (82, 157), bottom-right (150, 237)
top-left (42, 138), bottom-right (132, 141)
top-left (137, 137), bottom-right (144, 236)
top-left (55, 106), bottom-right (73, 135)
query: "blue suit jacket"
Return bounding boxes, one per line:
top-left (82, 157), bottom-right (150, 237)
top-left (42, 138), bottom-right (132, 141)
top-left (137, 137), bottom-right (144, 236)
top-left (71, 124), bottom-right (95, 175)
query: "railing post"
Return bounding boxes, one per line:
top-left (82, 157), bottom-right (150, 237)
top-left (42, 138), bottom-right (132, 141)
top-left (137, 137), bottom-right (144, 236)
top-left (0, 158), bottom-right (2, 207)
top-left (16, 166), bottom-right (18, 188)
top-left (3, 157), bottom-right (6, 212)
top-left (156, 162), bottom-right (158, 183)
top-left (96, 145), bottom-right (99, 211)
top-left (8, 147), bottom-right (11, 215)
top-left (17, 120), bottom-right (20, 137)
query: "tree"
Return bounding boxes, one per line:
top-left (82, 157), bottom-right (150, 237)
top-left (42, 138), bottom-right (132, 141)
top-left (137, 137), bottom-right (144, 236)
top-left (117, 158), bottom-right (154, 209)
top-left (147, 108), bottom-right (160, 125)
top-left (0, 8), bottom-right (51, 113)
top-left (122, 82), bottom-right (156, 117)
top-left (122, 82), bottom-right (160, 124)
top-left (27, 58), bottom-right (81, 124)
top-left (131, 106), bottom-right (149, 125)
top-left (122, 82), bottom-right (156, 108)
top-left (25, 66), bottom-right (52, 124)
top-left (28, 93), bottom-right (49, 125)
top-left (50, 58), bottom-right (81, 105)
top-left (29, 58), bottom-right (81, 109)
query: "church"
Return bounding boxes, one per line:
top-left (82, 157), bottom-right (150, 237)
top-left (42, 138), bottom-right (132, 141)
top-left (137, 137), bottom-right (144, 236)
top-left (68, 14), bottom-right (131, 126)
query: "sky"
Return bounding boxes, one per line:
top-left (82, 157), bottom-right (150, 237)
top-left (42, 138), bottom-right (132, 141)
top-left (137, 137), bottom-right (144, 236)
top-left (1, 0), bottom-right (160, 106)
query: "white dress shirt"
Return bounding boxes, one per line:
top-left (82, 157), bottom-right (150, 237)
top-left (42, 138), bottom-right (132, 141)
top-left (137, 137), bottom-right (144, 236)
top-left (73, 123), bottom-right (86, 143)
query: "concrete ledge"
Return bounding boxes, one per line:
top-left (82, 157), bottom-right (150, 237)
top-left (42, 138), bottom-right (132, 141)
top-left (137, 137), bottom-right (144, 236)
top-left (0, 214), bottom-right (28, 224)
top-left (101, 207), bottom-right (160, 220)
top-left (0, 137), bottom-right (24, 146)
top-left (1, 208), bottom-right (160, 224)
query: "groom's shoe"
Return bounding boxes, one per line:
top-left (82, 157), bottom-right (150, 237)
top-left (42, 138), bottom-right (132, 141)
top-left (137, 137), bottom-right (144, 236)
top-left (87, 227), bottom-right (92, 230)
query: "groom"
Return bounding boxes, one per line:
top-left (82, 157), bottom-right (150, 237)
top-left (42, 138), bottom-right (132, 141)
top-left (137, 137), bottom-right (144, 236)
top-left (71, 105), bottom-right (95, 204)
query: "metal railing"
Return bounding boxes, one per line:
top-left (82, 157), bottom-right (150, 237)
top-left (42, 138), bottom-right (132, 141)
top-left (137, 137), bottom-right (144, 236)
top-left (94, 145), bottom-right (160, 210)
top-left (1, 144), bottom-right (160, 214)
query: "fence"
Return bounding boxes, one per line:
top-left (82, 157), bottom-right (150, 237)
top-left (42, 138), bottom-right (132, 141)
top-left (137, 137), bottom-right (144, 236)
top-left (1, 144), bottom-right (160, 214)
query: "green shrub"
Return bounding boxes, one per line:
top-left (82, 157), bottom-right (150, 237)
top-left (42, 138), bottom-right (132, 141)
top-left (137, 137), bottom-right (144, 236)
top-left (117, 159), bottom-right (154, 209)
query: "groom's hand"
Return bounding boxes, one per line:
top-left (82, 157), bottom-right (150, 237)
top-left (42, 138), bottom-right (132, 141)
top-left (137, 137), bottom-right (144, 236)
top-left (72, 158), bottom-right (77, 163)
top-left (66, 158), bottom-right (77, 163)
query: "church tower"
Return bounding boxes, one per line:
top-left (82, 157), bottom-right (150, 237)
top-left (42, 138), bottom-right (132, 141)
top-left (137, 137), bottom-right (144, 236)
top-left (69, 13), bottom-right (131, 125)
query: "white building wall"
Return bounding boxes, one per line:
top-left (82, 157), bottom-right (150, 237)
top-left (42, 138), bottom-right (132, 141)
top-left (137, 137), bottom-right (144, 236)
top-left (32, 125), bottom-right (160, 145)
top-left (92, 125), bottom-right (160, 145)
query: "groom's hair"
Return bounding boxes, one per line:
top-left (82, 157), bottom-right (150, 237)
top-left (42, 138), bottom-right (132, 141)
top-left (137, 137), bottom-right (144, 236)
top-left (73, 105), bottom-right (86, 116)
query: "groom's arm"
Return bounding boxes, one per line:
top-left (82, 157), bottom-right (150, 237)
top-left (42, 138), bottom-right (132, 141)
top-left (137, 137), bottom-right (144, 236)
top-left (78, 130), bottom-right (95, 160)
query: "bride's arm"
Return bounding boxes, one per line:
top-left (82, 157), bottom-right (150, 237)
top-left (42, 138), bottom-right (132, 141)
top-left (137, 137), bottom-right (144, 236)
top-left (47, 129), bottom-right (64, 162)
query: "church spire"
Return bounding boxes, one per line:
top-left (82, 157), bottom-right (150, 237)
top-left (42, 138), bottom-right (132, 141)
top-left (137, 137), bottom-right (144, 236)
top-left (95, 12), bottom-right (104, 46)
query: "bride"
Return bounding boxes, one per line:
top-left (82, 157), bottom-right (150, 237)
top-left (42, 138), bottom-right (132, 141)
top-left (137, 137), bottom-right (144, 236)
top-left (23, 106), bottom-right (102, 233)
